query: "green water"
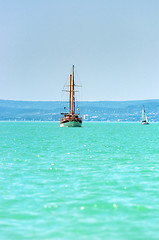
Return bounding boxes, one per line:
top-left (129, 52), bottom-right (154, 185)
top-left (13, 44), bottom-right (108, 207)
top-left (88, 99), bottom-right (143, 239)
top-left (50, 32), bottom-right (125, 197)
top-left (0, 122), bottom-right (159, 240)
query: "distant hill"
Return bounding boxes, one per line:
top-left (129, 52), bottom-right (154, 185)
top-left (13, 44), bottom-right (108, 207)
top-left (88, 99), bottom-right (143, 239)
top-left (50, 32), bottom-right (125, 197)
top-left (0, 99), bottom-right (159, 122)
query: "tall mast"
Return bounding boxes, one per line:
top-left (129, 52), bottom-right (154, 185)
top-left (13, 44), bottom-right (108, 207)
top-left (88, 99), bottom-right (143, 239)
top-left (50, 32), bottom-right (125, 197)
top-left (73, 66), bottom-right (75, 114)
top-left (72, 65), bottom-right (74, 114)
top-left (69, 74), bottom-right (72, 114)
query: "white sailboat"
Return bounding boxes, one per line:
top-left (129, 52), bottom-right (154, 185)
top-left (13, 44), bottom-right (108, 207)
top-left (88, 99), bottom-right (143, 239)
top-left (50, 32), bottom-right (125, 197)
top-left (141, 105), bottom-right (149, 125)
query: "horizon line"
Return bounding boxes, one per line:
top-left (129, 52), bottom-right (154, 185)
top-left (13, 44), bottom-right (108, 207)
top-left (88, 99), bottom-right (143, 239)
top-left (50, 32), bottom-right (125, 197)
top-left (0, 98), bottom-right (159, 102)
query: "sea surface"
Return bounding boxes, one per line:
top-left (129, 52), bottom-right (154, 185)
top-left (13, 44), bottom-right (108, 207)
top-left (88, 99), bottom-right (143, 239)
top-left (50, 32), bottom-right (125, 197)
top-left (0, 122), bottom-right (159, 240)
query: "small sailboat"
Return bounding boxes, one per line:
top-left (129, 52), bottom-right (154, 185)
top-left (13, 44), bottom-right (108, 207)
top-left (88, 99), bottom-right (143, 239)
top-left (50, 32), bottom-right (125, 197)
top-left (60, 65), bottom-right (82, 127)
top-left (141, 105), bottom-right (149, 125)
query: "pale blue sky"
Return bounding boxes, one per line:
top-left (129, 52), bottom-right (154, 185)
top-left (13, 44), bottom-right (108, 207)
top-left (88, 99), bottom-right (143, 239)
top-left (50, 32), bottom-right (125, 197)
top-left (0, 0), bottom-right (159, 101)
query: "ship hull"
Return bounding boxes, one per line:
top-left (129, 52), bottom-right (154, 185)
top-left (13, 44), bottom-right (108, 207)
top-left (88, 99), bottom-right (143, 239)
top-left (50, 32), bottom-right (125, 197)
top-left (60, 120), bottom-right (82, 127)
top-left (141, 122), bottom-right (149, 125)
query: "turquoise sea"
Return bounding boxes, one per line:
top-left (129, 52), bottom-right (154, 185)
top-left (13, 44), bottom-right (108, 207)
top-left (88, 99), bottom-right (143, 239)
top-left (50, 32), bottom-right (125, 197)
top-left (0, 122), bottom-right (159, 240)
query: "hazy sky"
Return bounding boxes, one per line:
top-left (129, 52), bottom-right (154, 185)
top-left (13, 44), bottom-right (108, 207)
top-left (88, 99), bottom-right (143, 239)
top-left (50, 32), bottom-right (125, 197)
top-left (0, 0), bottom-right (159, 101)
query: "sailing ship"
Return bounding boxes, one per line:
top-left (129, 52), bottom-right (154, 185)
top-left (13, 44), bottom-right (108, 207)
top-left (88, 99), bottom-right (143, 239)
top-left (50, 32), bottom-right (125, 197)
top-left (60, 65), bottom-right (82, 127)
top-left (141, 105), bottom-right (149, 125)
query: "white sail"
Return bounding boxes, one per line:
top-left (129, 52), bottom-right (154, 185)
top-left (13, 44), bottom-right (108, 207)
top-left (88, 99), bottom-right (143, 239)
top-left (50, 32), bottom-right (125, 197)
top-left (142, 105), bottom-right (146, 122)
top-left (142, 105), bottom-right (149, 124)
